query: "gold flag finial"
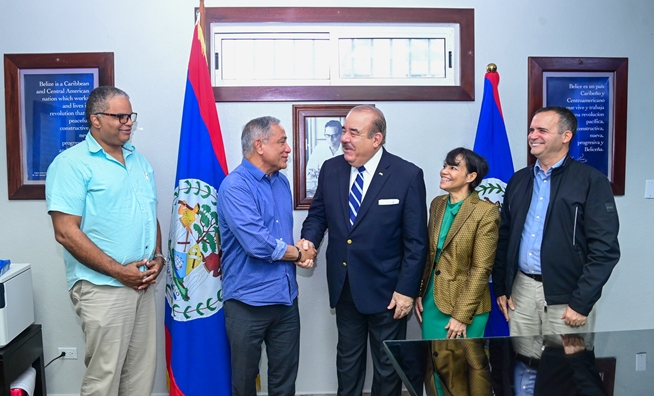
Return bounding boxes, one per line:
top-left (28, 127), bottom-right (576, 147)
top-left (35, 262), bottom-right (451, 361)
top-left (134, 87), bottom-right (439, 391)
top-left (486, 63), bottom-right (497, 73)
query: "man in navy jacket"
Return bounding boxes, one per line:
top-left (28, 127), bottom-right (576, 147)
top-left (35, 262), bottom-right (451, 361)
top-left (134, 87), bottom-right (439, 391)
top-left (301, 105), bottom-right (428, 396)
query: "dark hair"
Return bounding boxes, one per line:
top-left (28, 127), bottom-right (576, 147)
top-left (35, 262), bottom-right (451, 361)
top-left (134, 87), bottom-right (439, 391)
top-left (444, 147), bottom-right (489, 190)
top-left (324, 120), bottom-right (342, 131)
top-left (241, 116), bottom-right (281, 156)
top-left (533, 106), bottom-right (578, 139)
top-left (85, 86), bottom-right (129, 126)
top-left (348, 105), bottom-right (387, 145)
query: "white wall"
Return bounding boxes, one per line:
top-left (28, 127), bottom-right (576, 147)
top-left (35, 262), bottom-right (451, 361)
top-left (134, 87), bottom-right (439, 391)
top-left (1, 0), bottom-right (653, 394)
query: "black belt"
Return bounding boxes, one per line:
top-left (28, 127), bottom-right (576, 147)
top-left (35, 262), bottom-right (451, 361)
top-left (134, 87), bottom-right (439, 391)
top-left (520, 270), bottom-right (542, 282)
top-left (514, 353), bottom-right (540, 370)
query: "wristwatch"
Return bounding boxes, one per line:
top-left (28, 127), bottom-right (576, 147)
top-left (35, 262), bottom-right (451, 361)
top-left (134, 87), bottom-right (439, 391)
top-left (153, 253), bottom-right (168, 264)
top-left (295, 246), bottom-right (303, 262)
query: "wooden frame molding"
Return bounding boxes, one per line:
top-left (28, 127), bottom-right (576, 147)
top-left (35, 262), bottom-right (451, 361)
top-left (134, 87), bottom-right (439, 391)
top-left (204, 7), bottom-right (475, 102)
top-left (292, 104), bottom-right (366, 210)
top-left (528, 56), bottom-right (628, 195)
top-left (4, 52), bottom-right (114, 199)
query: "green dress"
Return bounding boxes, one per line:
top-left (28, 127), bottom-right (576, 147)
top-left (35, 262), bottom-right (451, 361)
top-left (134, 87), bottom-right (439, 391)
top-left (422, 197), bottom-right (489, 340)
top-left (421, 197), bottom-right (490, 396)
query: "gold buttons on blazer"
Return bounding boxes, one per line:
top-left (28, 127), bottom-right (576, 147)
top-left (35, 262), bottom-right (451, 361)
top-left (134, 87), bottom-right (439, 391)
top-left (343, 262), bottom-right (347, 266)
top-left (347, 239), bottom-right (352, 244)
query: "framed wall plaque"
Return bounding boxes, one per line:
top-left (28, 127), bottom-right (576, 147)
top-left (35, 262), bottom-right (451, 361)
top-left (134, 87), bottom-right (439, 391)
top-left (528, 57), bottom-right (628, 195)
top-left (4, 52), bottom-right (114, 199)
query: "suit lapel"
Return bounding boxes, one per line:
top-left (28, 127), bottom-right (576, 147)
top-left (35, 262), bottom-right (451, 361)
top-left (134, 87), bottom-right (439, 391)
top-left (429, 196), bottom-right (448, 261)
top-left (442, 194), bottom-right (478, 250)
top-left (351, 149), bottom-right (391, 231)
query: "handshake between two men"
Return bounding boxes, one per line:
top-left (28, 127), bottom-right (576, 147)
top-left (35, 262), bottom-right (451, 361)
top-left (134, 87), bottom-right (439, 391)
top-left (293, 238), bottom-right (317, 269)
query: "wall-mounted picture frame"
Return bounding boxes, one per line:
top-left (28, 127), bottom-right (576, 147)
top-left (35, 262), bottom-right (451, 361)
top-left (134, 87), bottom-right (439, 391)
top-left (4, 52), bottom-right (114, 200)
top-left (528, 56), bottom-right (628, 195)
top-left (292, 104), bottom-right (370, 210)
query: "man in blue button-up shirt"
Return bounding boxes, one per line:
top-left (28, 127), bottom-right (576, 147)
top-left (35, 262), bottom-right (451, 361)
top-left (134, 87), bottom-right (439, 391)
top-left (47, 86), bottom-right (163, 395)
top-left (218, 116), bottom-right (316, 396)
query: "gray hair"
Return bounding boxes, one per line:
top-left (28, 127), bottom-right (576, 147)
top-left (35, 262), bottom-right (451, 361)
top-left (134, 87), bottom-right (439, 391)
top-left (241, 116), bottom-right (281, 157)
top-left (85, 86), bottom-right (129, 126)
top-left (349, 105), bottom-right (386, 145)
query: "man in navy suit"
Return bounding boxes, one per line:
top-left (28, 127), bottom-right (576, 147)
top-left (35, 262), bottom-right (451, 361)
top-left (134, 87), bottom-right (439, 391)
top-left (301, 105), bottom-right (428, 396)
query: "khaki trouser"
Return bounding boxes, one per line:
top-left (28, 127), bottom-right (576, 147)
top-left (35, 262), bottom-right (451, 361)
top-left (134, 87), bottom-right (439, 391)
top-left (509, 271), bottom-right (596, 359)
top-left (70, 280), bottom-right (156, 396)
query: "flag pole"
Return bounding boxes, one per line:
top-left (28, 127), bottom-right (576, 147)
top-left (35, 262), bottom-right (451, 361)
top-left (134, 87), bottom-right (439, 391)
top-left (199, 0), bottom-right (206, 33)
top-left (198, 0), bottom-right (210, 76)
top-left (483, 63), bottom-right (504, 119)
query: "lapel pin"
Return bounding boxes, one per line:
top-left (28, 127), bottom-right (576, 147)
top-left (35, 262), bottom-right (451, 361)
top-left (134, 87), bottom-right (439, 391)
top-left (379, 172), bottom-right (383, 176)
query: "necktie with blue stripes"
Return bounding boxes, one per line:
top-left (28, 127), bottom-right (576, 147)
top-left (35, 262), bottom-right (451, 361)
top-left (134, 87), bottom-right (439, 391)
top-left (348, 166), bottom-right (366, 228)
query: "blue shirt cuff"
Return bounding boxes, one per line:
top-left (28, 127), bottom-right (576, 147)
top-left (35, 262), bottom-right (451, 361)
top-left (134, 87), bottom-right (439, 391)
top-left (272, 239), bottom-right (288, 262)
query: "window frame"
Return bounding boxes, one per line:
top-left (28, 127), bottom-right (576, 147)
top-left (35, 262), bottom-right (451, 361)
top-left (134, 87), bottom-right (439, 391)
top-left (213, 25), bottom-right (458, 87)
top-left (204, 7), bottom-right (475, 102)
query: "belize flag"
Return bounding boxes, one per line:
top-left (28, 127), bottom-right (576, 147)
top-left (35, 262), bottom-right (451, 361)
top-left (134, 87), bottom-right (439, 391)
top-left (473, 65), bottom-right (514, 337)
top-left (164, 19), bottom-right (231, 395)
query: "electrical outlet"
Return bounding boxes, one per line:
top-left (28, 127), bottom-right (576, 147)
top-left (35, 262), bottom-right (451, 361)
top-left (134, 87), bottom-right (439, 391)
top-left (646, 180), bottom-right (654, 199)
top-left (636, 352), bottom-right (646, 371)
top-left (58, 347), bottom-right (78, 359)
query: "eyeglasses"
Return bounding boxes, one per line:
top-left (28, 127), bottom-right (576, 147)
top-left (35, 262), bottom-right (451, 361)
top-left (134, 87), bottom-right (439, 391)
top-left (94, 112), bottom-right (138, 124)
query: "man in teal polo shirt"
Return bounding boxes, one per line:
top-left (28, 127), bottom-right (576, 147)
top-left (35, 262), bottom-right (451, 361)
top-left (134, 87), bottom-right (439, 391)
top-left (46, 86), bottom-right (163, 396)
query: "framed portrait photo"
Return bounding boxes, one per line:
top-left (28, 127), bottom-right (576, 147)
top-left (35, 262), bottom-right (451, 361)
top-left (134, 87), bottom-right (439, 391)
top-left (528, 57), bottom-right (628, 195)
top-left (4, 52), bottom-right (114, 199)
top-left (292, 104), bottom-right (370, 210)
